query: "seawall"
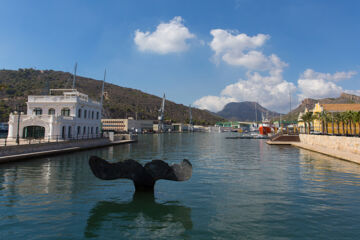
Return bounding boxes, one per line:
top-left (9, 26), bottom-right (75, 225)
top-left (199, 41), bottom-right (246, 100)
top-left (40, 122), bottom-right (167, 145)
top-left (0, 134), bottom-right (136, 163)
top-left (292, 134), bottom-right (360, 164)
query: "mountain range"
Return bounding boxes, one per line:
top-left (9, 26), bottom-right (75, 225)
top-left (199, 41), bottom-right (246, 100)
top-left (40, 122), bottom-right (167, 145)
top-left (279, 93), bottom-right (360, 121)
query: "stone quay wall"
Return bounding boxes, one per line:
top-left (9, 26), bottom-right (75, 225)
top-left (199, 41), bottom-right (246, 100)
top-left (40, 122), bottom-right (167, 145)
top-left (0, 138), bottom-right (111, 157)
top-left (299, 134), bottom-right (360, 155)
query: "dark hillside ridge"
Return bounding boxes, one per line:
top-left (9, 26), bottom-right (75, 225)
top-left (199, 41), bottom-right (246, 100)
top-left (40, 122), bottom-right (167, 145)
top-left (0, 68), bottom-right (224, 124)
top-left (217, 101), bottom-right (280, 121)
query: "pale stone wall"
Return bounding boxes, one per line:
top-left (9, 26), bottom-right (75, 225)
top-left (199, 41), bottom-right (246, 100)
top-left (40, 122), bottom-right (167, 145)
top-left (299, 134), bottom-right (360, 155)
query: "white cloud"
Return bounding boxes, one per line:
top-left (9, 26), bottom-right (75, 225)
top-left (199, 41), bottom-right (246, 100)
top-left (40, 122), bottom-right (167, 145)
top-left (297, 69), bottom-right (357, 99)
top-left (209, 29), bottom-right (287, 71)
top-left (134, 16), bottom-right (195, 54)
top-left (194, 29), bottom-right (295, 113)
top-left (194, 70), bottom-right (296, 113)
top-left (301, 69), bottom-right (357, 82)
top-left (193, 96), bottom-right (237, 112)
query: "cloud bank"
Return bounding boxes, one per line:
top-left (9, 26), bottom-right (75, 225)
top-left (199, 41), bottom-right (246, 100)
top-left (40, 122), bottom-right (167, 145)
top-left (134, 16), bottom-right (195, 54)
top-left (194, 29), bottom-right (357, 113)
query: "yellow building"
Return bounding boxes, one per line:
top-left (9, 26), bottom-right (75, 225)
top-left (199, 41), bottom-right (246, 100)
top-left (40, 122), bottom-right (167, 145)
top-left (102, 118), bottom-right (154, 133)
top-left (312, 103), bottom-right (360, 134)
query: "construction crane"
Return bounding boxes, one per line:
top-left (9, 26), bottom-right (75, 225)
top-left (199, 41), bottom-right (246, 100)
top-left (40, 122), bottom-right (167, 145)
top-left (158, 93), bottom-right (166, 132)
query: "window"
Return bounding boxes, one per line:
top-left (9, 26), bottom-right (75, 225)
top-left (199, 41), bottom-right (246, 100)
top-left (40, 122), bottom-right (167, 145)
top-left (84, 110), bottom-right (87, 119)
top-left (34, 108), bottom-right (42, 115)
top-left (77, 126), bottom-right (81, 135)
top-left (91, 127), bottom-right (93, 134)
top-left (78, 109), bottom-right (82, 118)
top-left (61, 108), bottom-right (70, 116)
top-left (83, 126), bottom-right (86, 134)
top-left (92, 111), bottom-right (94, 119)
top-left (48, 108), bottom-right (55, 115)
top-left (96, 127), bottom-right (98, 134)
top-left (68, 126), bottom-right (72, 138)
top-left (96, 112), bottom-right (99, 119)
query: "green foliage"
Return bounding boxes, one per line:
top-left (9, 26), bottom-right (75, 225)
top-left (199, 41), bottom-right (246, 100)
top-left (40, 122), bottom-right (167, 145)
top-left (0, 68), bottom-right (224, 124)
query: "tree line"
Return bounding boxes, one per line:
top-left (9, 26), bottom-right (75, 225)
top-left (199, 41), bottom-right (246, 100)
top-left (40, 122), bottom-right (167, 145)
top-left (300, 110), bottom-right (360, 136)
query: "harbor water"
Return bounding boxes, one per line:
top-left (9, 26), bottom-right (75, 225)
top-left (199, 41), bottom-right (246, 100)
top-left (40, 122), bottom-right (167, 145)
top-left (1, 133), bottom-right (360, 239)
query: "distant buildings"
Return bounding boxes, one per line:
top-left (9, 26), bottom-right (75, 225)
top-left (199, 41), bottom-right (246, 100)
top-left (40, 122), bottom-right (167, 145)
top-left (102, 118), bottom-right (153, 133)
top-left (298, 102), bottom-right (360, 134)
top-left (7, 89), bottom-right (101, 140)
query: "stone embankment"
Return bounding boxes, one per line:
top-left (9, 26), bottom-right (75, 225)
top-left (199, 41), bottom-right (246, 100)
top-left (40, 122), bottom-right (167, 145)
top-left (0, 134), bottom-right (136, 163)
top-left (267, 134), bottom-right (360, 164)
top-left (292, 134), bottom-right (360, 164)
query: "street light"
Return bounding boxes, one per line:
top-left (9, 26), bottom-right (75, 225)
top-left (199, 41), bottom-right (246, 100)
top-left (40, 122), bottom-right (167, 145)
top-left (15, 104), bottom-right (24, 145)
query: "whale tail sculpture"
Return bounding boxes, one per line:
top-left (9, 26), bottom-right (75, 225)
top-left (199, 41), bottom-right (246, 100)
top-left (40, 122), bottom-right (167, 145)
top-left (89, 156), bottom-right (192, 192)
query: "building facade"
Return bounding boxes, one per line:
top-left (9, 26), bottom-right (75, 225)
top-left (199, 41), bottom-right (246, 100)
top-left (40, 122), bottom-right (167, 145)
top-left (102, 118), bottom-right (154, 133)
top-left (7, 89), bottom-right (102, 140)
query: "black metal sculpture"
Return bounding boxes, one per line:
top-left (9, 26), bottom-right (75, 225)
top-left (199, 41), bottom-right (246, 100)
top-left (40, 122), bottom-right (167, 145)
top-left (89, 156), bottom-right (192, 192)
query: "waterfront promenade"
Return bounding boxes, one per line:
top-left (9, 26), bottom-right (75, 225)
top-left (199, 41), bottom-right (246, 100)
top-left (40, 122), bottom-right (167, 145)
top-left (0, 134), bottom-right (137, 163)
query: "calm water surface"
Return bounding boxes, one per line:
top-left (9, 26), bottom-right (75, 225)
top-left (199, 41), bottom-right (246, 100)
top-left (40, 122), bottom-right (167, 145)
top-left (1, 133), bottom-right (360, 239)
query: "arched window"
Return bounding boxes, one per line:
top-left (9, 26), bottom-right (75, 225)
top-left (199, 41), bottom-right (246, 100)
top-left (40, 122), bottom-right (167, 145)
top-left (77, 126), bottom-right (81, 135)
top-left (78, 109), bottom-right (82, 118)
top-left (48, 108), bottom-right (55, 115)
top-left (83, 126), bottom-right (86, 135)
top-left (84, 110), bottom-right (87, 119)
top-left (92, 111), bottom-right (94, 119)
top-left (96, 112), bottom-right (99, 119)
top-left (61, 108), bottom-right (70, 116)
top-left (91, 127), bottom-right (93, 134)
top-left (34, 108), bottom-right (42, 115)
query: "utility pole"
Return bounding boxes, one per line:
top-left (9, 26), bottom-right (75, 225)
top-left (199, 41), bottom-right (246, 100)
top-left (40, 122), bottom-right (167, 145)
top-left (72, 62), bottom-right (77, 90)
top-left (158, 94), bottom-right (165, 132)
top-left (16, 105), bottom-right (23, 145)
top-left (289, 89), bottom-right (292, 123)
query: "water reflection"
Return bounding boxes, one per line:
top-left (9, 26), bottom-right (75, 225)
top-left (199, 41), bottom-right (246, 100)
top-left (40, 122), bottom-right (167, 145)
top-left (84, 191), bottom-right (192, 239)
top-left (299, 149), bottom-right (360, 186)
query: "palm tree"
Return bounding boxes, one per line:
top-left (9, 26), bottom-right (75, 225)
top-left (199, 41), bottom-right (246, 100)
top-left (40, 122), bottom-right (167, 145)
top-left (352, 111), bottom-right (360, 136)
top-left (340, 112), bottom-right (347, 135)
top-left (301, 112), bottom-right (313, 134)
top-left (334, 112), bottom-right (342, 135)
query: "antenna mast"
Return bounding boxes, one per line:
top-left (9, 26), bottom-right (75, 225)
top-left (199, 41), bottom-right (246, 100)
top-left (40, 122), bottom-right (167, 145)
top-left (72, 62), bottom-right (77, 89)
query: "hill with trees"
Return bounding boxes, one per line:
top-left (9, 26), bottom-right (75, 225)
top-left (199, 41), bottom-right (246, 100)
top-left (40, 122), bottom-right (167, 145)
top-left (0, 68), bottom-right (224, 124)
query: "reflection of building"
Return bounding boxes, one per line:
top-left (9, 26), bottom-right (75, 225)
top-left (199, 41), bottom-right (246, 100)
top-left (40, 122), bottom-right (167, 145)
top-left (7, 89), bottom-right (101, 140)
top-left (102, 118), bottom-right (154, 133)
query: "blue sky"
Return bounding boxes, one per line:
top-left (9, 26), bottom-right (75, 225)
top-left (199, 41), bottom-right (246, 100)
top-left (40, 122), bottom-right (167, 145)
top-left (1, 0), bottom-right (359, 113)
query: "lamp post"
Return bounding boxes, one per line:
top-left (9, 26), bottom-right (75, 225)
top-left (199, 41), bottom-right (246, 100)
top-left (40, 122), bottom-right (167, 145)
top-left (15, 105), bottom-right (23, 145)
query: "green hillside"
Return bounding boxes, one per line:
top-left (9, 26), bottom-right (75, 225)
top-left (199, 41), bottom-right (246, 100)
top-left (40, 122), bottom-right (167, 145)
top-left (0, 68), bottom-right (224, 124)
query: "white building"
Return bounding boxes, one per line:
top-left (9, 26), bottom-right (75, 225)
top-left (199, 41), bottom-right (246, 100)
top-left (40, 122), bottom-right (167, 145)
top-left (7, 89), bottom-right (102, 140)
